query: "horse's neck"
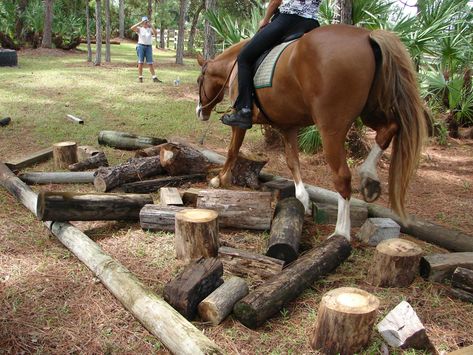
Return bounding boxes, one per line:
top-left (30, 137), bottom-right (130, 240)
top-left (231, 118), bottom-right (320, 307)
top-left (212, 41), bottom-right (245, 83)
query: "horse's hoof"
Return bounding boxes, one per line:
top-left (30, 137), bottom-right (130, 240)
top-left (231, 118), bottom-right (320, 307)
top-left (361, 177), bottom-right (381, 203)
top-left (209, 176), bottom-right (220, 188)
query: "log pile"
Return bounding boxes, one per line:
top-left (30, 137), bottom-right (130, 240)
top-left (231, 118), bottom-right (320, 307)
top-left (160, 143), bottom-right (212, 176)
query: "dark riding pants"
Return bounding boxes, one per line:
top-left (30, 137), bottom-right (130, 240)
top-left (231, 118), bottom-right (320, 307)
top-left (234, 13), bottom-right (320, 111)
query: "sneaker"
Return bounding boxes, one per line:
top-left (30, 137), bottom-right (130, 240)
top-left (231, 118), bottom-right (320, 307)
top-left (221, 108), bottom-right (252, 129)
top-left (153, 77), bottom-right (162, 83)
top-left (138, 77), bottom-right (143, 83)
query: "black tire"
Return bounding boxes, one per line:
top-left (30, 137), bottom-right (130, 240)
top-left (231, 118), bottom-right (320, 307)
top-left (0, 49), bottom-right (18, 67)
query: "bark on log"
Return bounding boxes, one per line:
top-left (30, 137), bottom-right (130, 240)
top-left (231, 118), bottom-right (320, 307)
top-left (5, 147), bottom-right (53, 171)
top-left (230, 152), bottom-right (268, 189)
top-left (261, 179), bottom-right (295, 202)
top-left (164, 258), bottom-right (224, 320)
top-left (122, 174), bottom-right (206, 193)
top-left (266, 197), bottom-right (304, 264)
top-left (135, 144), bottom-right (165, 158)
top-left (19, 172), bottom-right (95, 184)
top-left (196, 189), bottom-right (273, 230)
top-left (448, 287), bottom-right (473, 303)
top-left (313, 202), bottom-right (368, 228)
top-left (377, 301), bottom-right (436, 351)
top-left (218, 246), bottom-right (284, 280)
top-left (233, 236), bottom-right (352, 328)
top-left (367, 238), bottom-right (423, 287)
top-left (37, 191), bottom-right (153, 221)
top-left (452, 267), bottom-right (473, 293)
top-left (175, 209), bottom-right (219, 262)
top-left (160, 187), bottom-right (183, 206)
top-left (68, 152), bottom-right (109, 171)
top-left (182, 188), bottom-right (203, 206)
top-left (310, 287), bottom-right (380, 355)
top-left (77, 145), bottom-right (102, 160)
top-left (140, 205), bottom-right (185, 231)
top-left (0, 163), bottom-right (223, 355)
top-left (198, 277), bottom-right (249, 325)
top-left (420, 253), bottom-right (473, 282)
top-left (94, 156), bottom-right (163, 192)
top-left (53, 141), bottom-right (78, 169)
top-left (98, 130), bottom-right (167, 150)
top-left (66, 114), bottom-right (84, 124)
top-left (160, 143), bottom-right (211, 176)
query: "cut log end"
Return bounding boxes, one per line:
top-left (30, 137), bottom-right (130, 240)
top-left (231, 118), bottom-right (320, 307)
top-left (93, 176), bottom-right (107, 193)
top-left (377, 238), bottom-right (423, 257)
top-left (324, 288), bottom-right (379, 314)
top-left (176, 208), bottom-right (219, 223)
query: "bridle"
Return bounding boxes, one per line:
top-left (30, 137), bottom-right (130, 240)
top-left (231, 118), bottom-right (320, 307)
top-left (198, 60), bottom-right (238, 113)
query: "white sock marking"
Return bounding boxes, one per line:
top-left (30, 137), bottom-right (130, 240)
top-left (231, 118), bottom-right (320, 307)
top-left (358, 143), bottom-right (383, 181)
top-left (295, 181), bottom-right (310, 214)
top-left (332, 194), bottom-right (351, 241)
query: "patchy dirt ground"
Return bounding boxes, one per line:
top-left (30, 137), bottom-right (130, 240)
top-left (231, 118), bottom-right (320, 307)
top-left (1, 48), bottom-right (473, 354)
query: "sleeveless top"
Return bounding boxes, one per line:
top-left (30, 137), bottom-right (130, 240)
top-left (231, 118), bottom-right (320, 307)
top-left (279, 0), bottom-right (322, 20)
top-left (137, 27), bottom-right (153, 45)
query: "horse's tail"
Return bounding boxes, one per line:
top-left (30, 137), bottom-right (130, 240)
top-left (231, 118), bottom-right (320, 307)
top-left (369, 30), bottom-right (427, 222)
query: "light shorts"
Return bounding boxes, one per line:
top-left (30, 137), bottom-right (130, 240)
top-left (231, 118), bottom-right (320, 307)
top-left (136, 44), bottom-right (153, 64)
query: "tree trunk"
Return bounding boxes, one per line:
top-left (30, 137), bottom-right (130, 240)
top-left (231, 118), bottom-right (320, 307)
top-left (15, 0), bottom-right (28, 43)
top-left (310, 287), bottom-right (379, 354)
top-left (53, 141), bottom-right (78, 169)
top-left (41, 0), bottom-right (54, 48)
top-left (266, 197), bottom-right (305, 264)
top-left (105, 0), bottom-right (111, 62)
top-left (187, 1), bottom-right (204, 53)
top-left (119, 0), bottom-right (125, 39)
top-left (218, 246), bottom-right (284, 280)
top-left (419, 252), bottom-right (473, 282)
top-left (94, 156), bottom-right (163, 192)
top-left (176, 0), bottom-right (188, 64)
top-left (160, 143), bottom-right (211, 175)
top-left (86, 1), bottom-right (92, 61)
top-left (68, 152), bottom-right (109, 171)
top-left (338, 0), bottom-right (353, 25)
top-left (198, 277), bottom-right (249, 325)
top-left (95, 0), bottom-right (102, 65)
top-left (203, 0), bottom-right (216, 59)
top-left (148, 0), bottom-right (153, 19)
top-left (20, 172), bottom-right (95, 184)
top-left (233, 236), bottom-right (352, 328)
top-left (98, 130), bottom-right (167, 150)
top-left (122, 174), bottom-right (206, 193)
top-left (367, 238), bottom-right (423, 287)
top-left (140, 205), bottom-right (186, 231)
top-left (175, 208), bottom-right (219, 262)
top-left (5, 147), bottom-right (53, 171)
top-left (37, 191), bottom-right (153, 221)
top-left (164, 258), bottom-right (224, 320)
top-left (160, 24), bottom-right (165, 48)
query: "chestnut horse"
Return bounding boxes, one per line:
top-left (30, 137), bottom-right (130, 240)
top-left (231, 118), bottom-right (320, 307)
top-left (196, 24), bottom-right (426, 240)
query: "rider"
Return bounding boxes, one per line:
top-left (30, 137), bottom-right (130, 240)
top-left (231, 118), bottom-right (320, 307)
top-left (221, 0), bottom-right (321, 129)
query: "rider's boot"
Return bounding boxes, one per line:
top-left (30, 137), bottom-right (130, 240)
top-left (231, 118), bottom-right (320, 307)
top-left (221, 107), bottom-right (252, 130)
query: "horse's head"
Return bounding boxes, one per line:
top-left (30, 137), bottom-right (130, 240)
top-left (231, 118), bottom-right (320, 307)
top-left (196, 54), bottom-right (226, 121)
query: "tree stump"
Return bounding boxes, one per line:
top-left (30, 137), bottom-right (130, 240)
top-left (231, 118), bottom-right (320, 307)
top-left (368, 238), bottom-right (423, 287)
top-left (53, 141), bottom-right (78, 169)
top-left (230, 152), bottom-right (268, 189)
top-left (310, 287), bottom-right (380, 355)
top-left (266, 197), bottom-right (304, 264)
top-left (160, 143), bottom-right (211, 176)
top-left (175, 209), bottom-right (219, 262)
top-left (198, 276), bottom-right (249, 325)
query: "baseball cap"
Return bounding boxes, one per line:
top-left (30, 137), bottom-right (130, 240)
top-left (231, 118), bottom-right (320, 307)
top-left (142, 16), bottom-right (149, 22)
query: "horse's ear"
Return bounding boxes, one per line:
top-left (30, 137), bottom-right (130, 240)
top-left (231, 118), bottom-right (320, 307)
top-left (197, 53), bottom-right (205, 67)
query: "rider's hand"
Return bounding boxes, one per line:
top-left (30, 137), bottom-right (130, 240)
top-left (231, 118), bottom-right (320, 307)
top-left (259, 19), bottom-right (269, 29)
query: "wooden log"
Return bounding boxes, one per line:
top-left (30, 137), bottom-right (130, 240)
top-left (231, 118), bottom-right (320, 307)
top-left (266, 197), bottom-right (304, 264)
top-left (196, 189), bottom-right (273, 230)
top-left (5, 147), bottom-right (53, 171)
top-left (233, 235), bottom-right (352, 328)
top-left (160, 143), bottom-right (211, 176)
top-left (135, 144), bottom-right (164, 158)
top-left (377, 301), bottom-right (436, 351)
top-left (122, 174), bottom-right (206, 193)
top-left (160, 187), bottom-right (183, 206)
top-left (448, 287), bottom-right (473, 303)
top-left (53, 141), bottom-right (78, 169)
top-left (0, 162), bottom-right (223, 355)
top-left (68, 152), bottom-right (109, 171)
top-left (37, 191), bottom-right (153, 221)
top-left (367, 238), bottom-right (423, 287)
top-left (0, 116), bottom-right (11, 126)
top-left (66, 114), bottom-right (84, 124)
top-left (419, 252), bottom-right (473, 282)
top-left (94, 156), bottom-right (163, 192)
top-left (458, 127), bottom-right (473, 139)
top-left (218, 246), bottom-right (284, 280)
top-left (175, 209), bottom-right (219, 262)
top-left (182, 188), bottom-right (203, 206)
top-left (98, 130), bottom-right (167, 150)
top-left (19, 171), bottom-right (95, 184)
top-left (452, 267), bottom-right (473, 293)
top-left (230, 152), bottom-right (268, 189)
top-left (77, 145), bottom-right (102, 160)
top-left (449, 345), bottom-right (473, 355)
top-left (140, 205), bottom-right (185, 231)
top-left (310, 287), bottom-right (380, 355)
top-left (164, 258), bottom-right (224, 320)
top-left (198, 276), bottom-right (249, 325)
top-left (261, 179), bottom-right (295, 202)
top-left (313, 202), bottom-right (368, 228)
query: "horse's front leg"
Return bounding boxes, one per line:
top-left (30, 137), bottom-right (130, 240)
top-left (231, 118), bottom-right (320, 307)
top-left (281, 128), bottom-right (311, 213)
top-left (210, 126), bottom-right (247, 188)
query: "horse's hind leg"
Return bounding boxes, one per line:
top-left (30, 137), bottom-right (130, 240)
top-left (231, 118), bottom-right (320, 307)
top-left (281, 128), bottom-right (310, 213)
top-left (358, 120), bottom-right (398, 202)
top-left (210, 126), bottom-right (246, 188)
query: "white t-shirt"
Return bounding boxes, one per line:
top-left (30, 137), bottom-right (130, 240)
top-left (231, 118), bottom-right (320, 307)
top-left (279, 0), bottom-right (321, 20)
top-left (138, 27), bottom-right (153, 45)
